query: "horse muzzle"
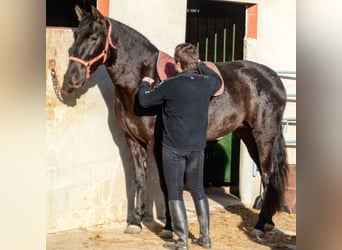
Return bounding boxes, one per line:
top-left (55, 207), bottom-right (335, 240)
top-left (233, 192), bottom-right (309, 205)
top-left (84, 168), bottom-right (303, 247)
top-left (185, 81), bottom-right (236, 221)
top-left (61, 87), bottom-right (75, 95)
top-left (62, 75), bottom-right (85, 91)
top-left (60, 76), bottom-right (82, 95)
top-left (69, 75), bottom-right (84, 89)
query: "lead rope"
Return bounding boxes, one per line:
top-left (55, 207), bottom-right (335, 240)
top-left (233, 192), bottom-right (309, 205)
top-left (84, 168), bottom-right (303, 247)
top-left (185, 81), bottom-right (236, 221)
top-left (48, 59), bottom-right (64, 102)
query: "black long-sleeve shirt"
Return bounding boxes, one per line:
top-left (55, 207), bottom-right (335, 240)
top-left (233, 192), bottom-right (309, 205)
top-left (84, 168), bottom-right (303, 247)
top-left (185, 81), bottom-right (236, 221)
top-left (138, 62), bottom-right (222, 151)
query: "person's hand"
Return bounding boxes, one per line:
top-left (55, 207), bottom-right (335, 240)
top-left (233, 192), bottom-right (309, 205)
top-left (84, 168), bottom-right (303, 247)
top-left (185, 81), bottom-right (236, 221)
top-left (142, 77), bottom-right (154, 86)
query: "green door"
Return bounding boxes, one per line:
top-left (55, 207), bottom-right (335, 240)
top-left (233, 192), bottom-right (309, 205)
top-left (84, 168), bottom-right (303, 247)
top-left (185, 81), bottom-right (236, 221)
top-left (203, 133), bottom-right (240, 186)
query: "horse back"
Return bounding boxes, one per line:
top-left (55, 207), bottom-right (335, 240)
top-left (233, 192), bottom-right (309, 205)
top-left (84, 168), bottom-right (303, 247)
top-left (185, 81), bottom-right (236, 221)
top-left (216, 60), bottom-right (286, 109)
top-left (206, 60), bottom-right (287, 140)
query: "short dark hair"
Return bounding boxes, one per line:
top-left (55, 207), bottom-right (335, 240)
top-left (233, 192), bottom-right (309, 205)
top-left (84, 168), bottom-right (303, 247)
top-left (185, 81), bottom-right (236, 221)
top-left (174, 43), bottom-right (199, 71)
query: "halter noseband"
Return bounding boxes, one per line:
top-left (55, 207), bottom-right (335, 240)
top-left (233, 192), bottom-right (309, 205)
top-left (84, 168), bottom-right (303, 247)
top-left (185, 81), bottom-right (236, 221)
top-left (69, 18), bottom-right (116, 79)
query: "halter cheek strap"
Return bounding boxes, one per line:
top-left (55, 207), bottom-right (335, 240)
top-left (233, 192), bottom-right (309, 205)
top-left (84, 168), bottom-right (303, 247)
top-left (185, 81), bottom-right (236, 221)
top-left (69, 18), bottom-right (116, 79)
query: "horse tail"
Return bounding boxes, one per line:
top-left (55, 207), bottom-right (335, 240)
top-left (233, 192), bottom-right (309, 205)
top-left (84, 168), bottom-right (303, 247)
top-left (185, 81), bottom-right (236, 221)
top-left (267, 125), bottom-right (289, 214)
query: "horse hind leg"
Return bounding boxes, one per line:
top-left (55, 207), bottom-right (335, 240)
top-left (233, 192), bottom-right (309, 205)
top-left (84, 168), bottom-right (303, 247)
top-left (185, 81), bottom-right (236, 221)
top-left (236, 122), bottom-right (288, 234)
top-left (234, 121), bottom-right (261, 168)
top-left (124, 138), bottom-right (148, 234)
top-left (253, 126), bottom-right (289, 234)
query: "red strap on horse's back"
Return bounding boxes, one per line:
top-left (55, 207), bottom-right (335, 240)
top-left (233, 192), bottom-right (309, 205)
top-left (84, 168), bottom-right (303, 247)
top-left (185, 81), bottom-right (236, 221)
top-left (157, 51), bottom-right (224, 96)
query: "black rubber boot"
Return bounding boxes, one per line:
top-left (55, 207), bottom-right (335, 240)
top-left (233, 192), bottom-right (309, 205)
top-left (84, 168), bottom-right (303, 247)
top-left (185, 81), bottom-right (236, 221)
top-left (163, 200), bottom-right (188, 250)
top-left (193, 198), bottom-right (211, 248)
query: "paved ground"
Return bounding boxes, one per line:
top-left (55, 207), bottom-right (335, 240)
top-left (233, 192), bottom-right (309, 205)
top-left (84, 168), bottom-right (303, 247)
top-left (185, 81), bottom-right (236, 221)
top-left (47, 187), bottom-right (296, 250)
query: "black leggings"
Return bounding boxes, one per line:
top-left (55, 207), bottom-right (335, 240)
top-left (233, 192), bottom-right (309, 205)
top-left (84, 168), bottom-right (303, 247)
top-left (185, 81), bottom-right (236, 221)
top-left (162, 146), bottom-right (207, 201)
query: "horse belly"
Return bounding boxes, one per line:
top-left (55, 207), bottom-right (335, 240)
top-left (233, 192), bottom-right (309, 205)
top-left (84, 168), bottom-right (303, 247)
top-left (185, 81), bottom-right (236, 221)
top-left (207, 107), bottom-right (243, 141)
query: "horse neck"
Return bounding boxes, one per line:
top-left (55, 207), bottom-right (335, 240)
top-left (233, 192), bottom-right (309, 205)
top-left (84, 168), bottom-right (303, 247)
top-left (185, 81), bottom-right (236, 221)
top-left (105, 19), bottom-right (159, 106)
top-left (107, 19), bottom-right (159, 84)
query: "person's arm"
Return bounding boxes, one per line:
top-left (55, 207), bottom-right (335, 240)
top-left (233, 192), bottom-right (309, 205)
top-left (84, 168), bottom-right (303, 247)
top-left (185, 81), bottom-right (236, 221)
top-left (198, 61), bottom-right (222, 94)
top-left (138, 77), bottom-right (166, 108)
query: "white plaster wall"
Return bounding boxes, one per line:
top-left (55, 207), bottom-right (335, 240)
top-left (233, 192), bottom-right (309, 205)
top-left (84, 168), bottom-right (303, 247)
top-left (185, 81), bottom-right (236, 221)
top-left (244, 0), bottom-right (296, 165)
top-left (244, 0), bottom-right (296, 70)
top-left (46, 28), bottom-right (134, 233)
top-left (109, 0), bottom-right (187, 55)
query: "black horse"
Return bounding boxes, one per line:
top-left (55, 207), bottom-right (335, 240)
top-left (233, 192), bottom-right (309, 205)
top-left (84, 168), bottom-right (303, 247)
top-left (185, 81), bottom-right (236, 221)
top-left (61, 5), bottom-right (289, 236)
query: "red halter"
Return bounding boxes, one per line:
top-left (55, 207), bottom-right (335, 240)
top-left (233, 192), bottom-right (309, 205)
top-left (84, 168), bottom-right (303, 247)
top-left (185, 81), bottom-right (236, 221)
top-left (69, 18), bottom-right (116, 79)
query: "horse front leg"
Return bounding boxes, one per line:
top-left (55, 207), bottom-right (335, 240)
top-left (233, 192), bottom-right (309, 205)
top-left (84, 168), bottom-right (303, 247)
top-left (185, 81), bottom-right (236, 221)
top-left (124, 137), bottom-right (147, 234)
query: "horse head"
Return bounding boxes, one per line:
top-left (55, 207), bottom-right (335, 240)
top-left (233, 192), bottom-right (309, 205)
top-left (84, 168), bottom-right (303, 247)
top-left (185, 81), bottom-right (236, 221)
top-left (62, 5), bottom-right (116, 95)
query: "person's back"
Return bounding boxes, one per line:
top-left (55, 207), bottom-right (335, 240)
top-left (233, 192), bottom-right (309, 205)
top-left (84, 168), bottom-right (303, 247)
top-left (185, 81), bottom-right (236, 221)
top-left (138, 43), bottom-right (222, 250)
top-left (160, 69), bottom-right (216, 151)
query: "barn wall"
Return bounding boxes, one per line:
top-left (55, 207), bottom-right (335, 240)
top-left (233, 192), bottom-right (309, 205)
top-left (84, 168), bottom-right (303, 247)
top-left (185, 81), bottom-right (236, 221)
top-left (108, 0), bottom-right (187, 55)
top-left (240, 0), bottom-right (296, 208)
top-left (46, 29), bottom-right (165, 233)
top-left (46, 28), bottom-right (127, 233)
top-left (245, 0), bottom-right (296, 161)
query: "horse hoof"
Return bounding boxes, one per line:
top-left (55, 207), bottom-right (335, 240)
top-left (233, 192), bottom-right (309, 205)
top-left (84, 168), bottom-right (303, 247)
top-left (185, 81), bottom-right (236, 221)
top-left (159, 229), bottom-right (173, 239)
top-left (124, 224), bottom-right (142, 234)
top-left (252, 229), bottom-right (265, 238)
top-left (264, 222), bottom-right (275, 231)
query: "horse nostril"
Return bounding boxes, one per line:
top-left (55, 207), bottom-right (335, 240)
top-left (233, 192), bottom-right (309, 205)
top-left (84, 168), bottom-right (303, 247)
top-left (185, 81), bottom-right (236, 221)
top-left (71, 75), bottom-right (78, 84)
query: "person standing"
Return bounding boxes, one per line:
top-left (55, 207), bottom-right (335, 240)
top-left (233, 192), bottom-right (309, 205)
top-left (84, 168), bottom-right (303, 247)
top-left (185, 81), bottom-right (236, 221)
top-left (138, 43), bottom-right (222, 250)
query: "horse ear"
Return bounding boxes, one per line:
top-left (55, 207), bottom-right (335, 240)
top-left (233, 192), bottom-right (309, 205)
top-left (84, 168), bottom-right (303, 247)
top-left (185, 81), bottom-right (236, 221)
top-left (75, 4), bottom-right (87, 22)
top-left (91, 5), bottom-right (105, 23)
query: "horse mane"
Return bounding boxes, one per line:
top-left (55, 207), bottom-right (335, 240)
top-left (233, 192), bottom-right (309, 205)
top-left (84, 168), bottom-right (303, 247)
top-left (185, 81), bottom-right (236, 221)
top-left (110, 18), bottom-right (159, 58)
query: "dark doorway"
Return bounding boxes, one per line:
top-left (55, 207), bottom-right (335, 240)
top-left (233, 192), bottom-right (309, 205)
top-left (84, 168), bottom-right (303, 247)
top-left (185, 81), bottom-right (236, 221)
top-left (46, 0), bottom-right (97, 27)
top-left (186, 1), bottom-right (245, 187)
top-left (186, 0), bottom-right (246, 62)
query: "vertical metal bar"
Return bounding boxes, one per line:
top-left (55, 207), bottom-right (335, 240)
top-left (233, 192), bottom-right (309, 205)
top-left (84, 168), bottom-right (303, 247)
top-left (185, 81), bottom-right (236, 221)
top-left (197, 16), bottom-right (199, 49)
top-left (223, 28), bottom-right (226, 63)
top-left (253, 163), bottom-right (258, 177)
top-left (214, 33), bottom-right (217, 63)
top-left (205, 18), bottom-right (208, 61)
top-left (196, 42), bottom-right (200, 52)
top-left (214, 18), bottom-right (217, 63)
top-left (205, 37), bottom-right (208, 61)
top-left (186, 14), bottom-right (189, 42)
top-left (232, 23), bottom-right (236, 61)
